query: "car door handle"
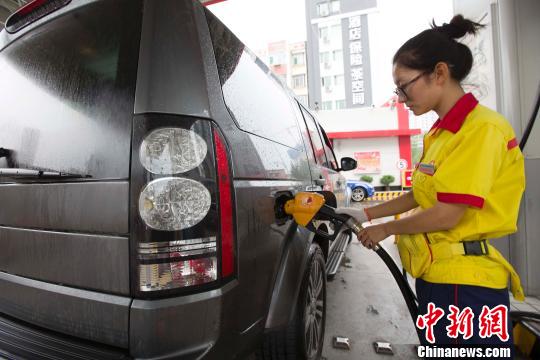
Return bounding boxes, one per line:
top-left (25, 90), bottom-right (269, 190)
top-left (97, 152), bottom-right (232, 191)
top-left (314, 178), bottom-right (326, 186)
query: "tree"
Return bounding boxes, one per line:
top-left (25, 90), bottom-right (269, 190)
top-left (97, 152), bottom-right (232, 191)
top-left (360, 175), bottom-right (373, 183)
top-left (380, 175), bottom-right (395, 190)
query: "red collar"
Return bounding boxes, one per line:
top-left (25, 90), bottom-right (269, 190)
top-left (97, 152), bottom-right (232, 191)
top-left (430, 93), bottom-right (479, 133)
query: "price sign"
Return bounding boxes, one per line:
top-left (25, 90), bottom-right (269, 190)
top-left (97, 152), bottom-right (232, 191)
top-left (396, 159), bottom-right (408, 170)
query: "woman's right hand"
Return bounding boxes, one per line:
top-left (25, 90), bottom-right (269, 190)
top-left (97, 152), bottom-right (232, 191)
top-left (335, 207), bottom-right (369, 224)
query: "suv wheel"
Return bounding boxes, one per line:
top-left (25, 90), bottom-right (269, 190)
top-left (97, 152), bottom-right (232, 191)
top-left (299, 244), bottom-right (326, 359)
top-left (257, 244), bottom-right (327, 360)
top-left (351, 187), bottom-right (367, 202)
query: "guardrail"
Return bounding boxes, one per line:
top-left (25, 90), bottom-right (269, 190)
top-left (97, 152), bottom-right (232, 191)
top-left (366, 191), bottom-right (408, 202)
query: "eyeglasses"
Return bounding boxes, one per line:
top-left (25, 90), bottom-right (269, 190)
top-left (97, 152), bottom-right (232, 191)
top-left (393, 71), bottom-right (428, 100)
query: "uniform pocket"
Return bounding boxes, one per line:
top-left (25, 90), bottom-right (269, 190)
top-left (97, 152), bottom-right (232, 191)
top-left (397, 233), bottom-right (432, 278)
top-left (412, 171), bottom-right (436, 206)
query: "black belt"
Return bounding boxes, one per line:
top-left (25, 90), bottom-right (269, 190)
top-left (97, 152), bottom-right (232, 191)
top-left (461, 239), bottom-right (489, 256)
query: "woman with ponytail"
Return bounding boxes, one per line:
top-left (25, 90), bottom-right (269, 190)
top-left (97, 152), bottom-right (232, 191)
top-left (337, 15), bottom-right (525, 351)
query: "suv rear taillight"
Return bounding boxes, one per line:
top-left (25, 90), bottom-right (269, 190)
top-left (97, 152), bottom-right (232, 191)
top-left (130, 115), bottom-right (235, 296)
top-left (5, 0), bottom-right (71, 34)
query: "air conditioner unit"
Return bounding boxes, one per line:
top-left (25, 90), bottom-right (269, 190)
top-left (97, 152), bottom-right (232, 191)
top-left (324, 62), bottom-right (331, 69)
top-left (325, 85), bottom-right (333, 93)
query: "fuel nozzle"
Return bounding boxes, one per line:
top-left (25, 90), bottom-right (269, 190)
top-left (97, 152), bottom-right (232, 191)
top-left (280, 192), bottom-right (365, 241)
top-left (283, 192), bottom-right (326, 227)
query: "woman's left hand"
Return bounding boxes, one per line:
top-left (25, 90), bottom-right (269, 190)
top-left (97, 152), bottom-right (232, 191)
top-left (357, 224), bottom-right (390, 249)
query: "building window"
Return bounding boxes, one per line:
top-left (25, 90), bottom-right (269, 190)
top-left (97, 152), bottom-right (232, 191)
top-left (269, 53), bottom-right (286, 66)
top-left (331, 0), bottom-right (340, 14)
top-left (319, 26), bottom-right (330, 45)
top-left (292, 52), bottom-right (305, 65)
top-left (319, 51), bottom-right (331, 65)
top-left (297, 95), bottom-right (309, 106)
top-left (336, 100), bottom-right (346, 109)
top-left (317, 2), bottom-right (330, 17)
top-left (293, 74), bottom-right (306, 89)
top-left (330, 24), bottom-right (342, 42)
top-left (319, 26), bottom-right (328, 39)
top-left (334, 74), bottom-right (344, 87)
top-left (322, 101), bottom-right (333, 110)
top-left (333, 49), bottom-right (343, 63)
top-left (321, 76), bottom-right (332, 88)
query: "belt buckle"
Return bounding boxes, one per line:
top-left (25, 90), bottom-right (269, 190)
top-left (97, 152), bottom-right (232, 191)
top-left (462, 240), bottom-right (489, 256)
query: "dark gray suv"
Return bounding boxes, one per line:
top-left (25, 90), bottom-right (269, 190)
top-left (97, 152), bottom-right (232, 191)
top-left (0, 1), bottom-right (356, 359)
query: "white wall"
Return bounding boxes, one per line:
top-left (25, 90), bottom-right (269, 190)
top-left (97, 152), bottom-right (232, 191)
top-left (514, 1), bottom-right (540, 159)
top-left (316, 106), bottom-right (398, 131)
top-left (333, 137), bottom-right (401, 186)
top-left (511, 0), bottom-right (540, 297)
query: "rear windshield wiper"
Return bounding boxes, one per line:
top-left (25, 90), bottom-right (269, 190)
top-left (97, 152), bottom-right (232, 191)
top-left (0, 148), bottom-right (11, 158)
top-left (0, 168), bottom-right (91, 179)
top-left (0, 147), bottom-right (15, 168)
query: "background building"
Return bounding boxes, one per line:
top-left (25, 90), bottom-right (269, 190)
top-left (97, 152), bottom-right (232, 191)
top-left (267, 40), bottom-right (288, 84)
top-left (305, 0), bottom-right (376, 110)
top-left (259, 41), bottom-right (309, 104)
top-left (304, 0), bottom-right (453, 188)
top-left (289, 42), bottom-right (309, 106)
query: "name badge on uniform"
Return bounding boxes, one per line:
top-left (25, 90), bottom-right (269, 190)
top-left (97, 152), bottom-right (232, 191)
top-left (418, 161), bottom-right (436, 176)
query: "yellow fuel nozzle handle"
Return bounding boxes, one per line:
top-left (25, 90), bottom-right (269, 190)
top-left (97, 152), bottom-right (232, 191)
top-left (284, 192), bottom-right (326, 227)
top-left (284, 192), bottom-right (371, 246)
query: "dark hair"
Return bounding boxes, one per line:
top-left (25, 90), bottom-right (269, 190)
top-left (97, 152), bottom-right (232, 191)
top-left (393, 15), bottom-right (485, 82)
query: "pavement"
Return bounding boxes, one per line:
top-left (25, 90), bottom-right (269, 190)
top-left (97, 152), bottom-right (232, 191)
top-left (321, 217), bottom-right (420, 360)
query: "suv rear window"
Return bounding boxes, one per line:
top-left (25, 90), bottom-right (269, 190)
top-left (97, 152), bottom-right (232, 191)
top-left (204, 9), bottom-right (303, 150)
top-left (0, 0), bottom-right (142, 179)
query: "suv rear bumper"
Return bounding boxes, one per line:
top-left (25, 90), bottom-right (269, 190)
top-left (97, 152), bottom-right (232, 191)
top-left (129, 281), bottom-right (238, 359)
top-left (0, 272), bottom-right (244, 359)
top-left (0, 272), bottom-right (130, 348)
top-left (0, 313), bottom-right (130, 360)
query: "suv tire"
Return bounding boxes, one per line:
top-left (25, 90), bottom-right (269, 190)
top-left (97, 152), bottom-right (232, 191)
top-left (257, 243), bottom-right (326, 360)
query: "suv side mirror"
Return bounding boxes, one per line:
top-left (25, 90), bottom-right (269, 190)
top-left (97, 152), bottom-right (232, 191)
top-left (340, 157), bottom-right (357, 171)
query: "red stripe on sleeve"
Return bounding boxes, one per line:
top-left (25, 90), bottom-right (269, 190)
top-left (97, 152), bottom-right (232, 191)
top-left (507, 138), bottom-right (518, 150)
top-left (437, 192), bottom-right (485, 208)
